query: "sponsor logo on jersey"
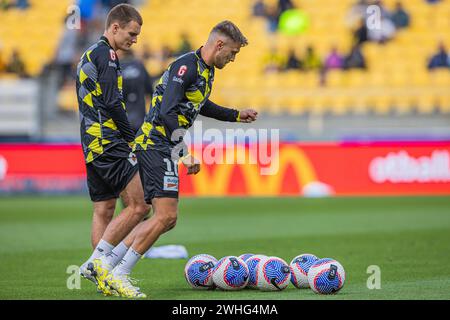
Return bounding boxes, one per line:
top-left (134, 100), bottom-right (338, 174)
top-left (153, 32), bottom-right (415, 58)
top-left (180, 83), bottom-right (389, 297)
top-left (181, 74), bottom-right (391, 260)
top-left (163, 176), bottom-right (179, 191)
top-left (172, 76), bottom-right (184, 84)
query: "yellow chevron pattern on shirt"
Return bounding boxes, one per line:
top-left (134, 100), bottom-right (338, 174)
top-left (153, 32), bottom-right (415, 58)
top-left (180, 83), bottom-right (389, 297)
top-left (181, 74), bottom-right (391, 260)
top-left (103, 118), bottom-right (117, 130)
top-left (178, 115), bottom-right (189, 127)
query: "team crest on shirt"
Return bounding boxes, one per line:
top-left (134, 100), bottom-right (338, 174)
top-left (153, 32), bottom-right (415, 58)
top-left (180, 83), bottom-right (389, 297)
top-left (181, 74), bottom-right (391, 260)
top-left (110, 49), bottom-right (116, 61)
top-left (177, 65), bottom-right (187, 76)
top-left (128, 152), bottom-right (137, 166)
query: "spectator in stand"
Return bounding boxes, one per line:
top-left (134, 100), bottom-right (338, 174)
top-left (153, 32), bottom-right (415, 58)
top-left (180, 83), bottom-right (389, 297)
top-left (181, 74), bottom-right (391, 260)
top-left (16, 0), bottom-right (29, 9)
top-left (373, 0), bottom-right (391, 18)
top-left (343, 44), bottom-right (366, 69)
top-left (265, 5), bottom-right (279, 33)
top-left (346, 0), bottom-right (368, 28)
top-left (156, 45), bottom-right (174, 70)
top-left (353, 18), bottom-right (368, 45)
top-left (0, 0), bottom-right (12, 11)
top-left (427, 43), bottom-right (450, 70)
top-left (6, 49), bottom-right (28, 78)
top-left (160, 45), bottom-right (173, 62)
top-left (263, 47), bottom-right (285, 73)
top-left (391, 1), bottom-right (410, 29)
top-left (367, 16), bottom-right (396, 44)
top-left (252, 0), bottom-right (266, 17)
top-left (118, 50), bottom-right (154, 133)
top-left (366, 0), bottom-right (396, 43)
top-left (278, 0), bottom-right (294, 14)
top-left (141, 43), bottom-right (153, 61)
top-left (284, 48), bottom-right (301, 71)
top-left (174, 33), bottom-right (192, 57)
top-left (303, 46), bottom-right (322, 71)
top-left (53, 14), bottom-right (79, 86)
top-left (324, 46), bottom-right (344, 70)
top-left (102, 0), bottom-right (129, 10)
top-left (78, 0), bottom-right (97, 23)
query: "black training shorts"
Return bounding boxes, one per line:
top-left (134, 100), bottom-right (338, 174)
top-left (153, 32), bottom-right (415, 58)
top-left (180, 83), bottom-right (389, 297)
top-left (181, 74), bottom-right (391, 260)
top-left (136, 148), bottom-right (179, 204)
top-left (85, 143), bottom-right (139, 202)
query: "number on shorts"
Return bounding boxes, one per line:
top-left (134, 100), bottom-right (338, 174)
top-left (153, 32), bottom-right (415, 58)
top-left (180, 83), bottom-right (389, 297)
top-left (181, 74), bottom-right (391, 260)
top-left (163, 158), bottom-right (178, 176)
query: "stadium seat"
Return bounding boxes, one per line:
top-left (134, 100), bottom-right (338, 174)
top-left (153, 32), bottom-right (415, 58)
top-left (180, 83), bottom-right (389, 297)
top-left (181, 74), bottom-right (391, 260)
top-left (2, 0), bottom-right (448, 115)
top-left (436, 94), bottom-right (450, 113)
top-left (416, 94), bottom-right (437, 114)
top-left (132, 0), bottom-right (450, 116)
top-left (0, 0), bottom-right (70, 77)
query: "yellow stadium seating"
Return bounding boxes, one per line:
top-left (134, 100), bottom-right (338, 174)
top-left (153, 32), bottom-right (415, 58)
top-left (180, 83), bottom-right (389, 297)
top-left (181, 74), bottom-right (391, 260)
top-left (134, 0), bottom-right (449, 115)
top-left (0, 0), bottom-right (70, 76)
top-left (1, 0), bottom-right (448, 115)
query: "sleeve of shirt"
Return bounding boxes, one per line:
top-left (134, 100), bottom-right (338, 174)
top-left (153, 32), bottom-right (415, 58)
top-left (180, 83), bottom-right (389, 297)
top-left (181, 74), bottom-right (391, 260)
top-left (159, 58), bottom-right (197, 144)
top-left (200, 99), bottom-right (240, 122)
top-left (95, 47), bottom-right (135, 143)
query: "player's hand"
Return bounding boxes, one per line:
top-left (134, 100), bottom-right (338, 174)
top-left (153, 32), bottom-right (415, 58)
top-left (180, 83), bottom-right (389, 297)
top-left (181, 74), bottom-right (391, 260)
top-left (239, 109), bottom-right (258, 123)
top-left (181, 155), bottom-right (201, 175)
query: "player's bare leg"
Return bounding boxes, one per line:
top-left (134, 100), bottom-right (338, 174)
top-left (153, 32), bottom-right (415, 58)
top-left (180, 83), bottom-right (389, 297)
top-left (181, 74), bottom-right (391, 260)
top-left (101, 172), bottom-right (150, 246)
top-left (97, 205), bottom-right (151, 273)
top-left (80, 198), bottom-right (116, 286)
top-left (91, 199), bottom-right (116, 248)
top-left (131, 198), bottom-right (178, 253)
top-left (83, 173), bottom-right (149, 292)
top-left (102, 198), bottom-right (178, 298)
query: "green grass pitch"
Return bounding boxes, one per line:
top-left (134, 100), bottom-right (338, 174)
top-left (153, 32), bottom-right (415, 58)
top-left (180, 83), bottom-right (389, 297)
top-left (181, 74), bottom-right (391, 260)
top-left (0, 195), bottom-right (449, 300)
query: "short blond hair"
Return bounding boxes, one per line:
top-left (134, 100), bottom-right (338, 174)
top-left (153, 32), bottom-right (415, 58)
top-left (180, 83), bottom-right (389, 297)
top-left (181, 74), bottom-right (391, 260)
top-left (211, 20), bottom-right (248, 47)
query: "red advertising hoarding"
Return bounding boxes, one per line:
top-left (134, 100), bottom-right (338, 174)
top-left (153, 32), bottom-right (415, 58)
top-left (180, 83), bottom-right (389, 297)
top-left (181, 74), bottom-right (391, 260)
top-left (0, 142), bottom-right (449, 196)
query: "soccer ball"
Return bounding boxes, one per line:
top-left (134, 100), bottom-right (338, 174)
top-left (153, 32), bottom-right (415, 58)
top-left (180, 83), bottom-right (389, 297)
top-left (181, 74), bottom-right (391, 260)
top-left (245, 254), bottom-right (267, 289)
top-left (290, 253), bottom-right (319, 288)
top-left (212, 256), bottom-right (249, 290)
top-left (307, 258), bottom-right (346, 294)
top-left (184, 254), bottom-right (218, 289)
top-left (239, 253), bottom-right (254, 262)
top-left (256, 256), bottom-right (291, 291)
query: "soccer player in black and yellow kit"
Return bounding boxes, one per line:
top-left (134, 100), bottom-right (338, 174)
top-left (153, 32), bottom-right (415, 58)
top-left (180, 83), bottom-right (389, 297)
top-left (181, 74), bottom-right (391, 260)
top-left (76, 4), bottom-right (150, 297)
top-left (90, 21), bottom-right (258, 298)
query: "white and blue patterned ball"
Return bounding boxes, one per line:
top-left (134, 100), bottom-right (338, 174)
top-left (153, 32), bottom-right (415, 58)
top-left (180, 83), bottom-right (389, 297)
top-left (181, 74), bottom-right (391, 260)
top-left (239, 253), bottom-right (255, 262)
top-left (290, 253), bottom-right (319, 288)
top-left (307, 258), bottom-right (346, 294)
top-left (256, 256), bottom-right (291, 291)
top-left (245, 254), bottom-right (267, 289)
top-left (212, 256), bottom-right (249, 290)
top-left (184, 254), bottom-right (218, 290)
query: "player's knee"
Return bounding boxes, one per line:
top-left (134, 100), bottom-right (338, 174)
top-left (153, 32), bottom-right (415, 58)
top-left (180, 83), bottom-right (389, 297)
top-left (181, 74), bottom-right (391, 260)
top-left (165, 215), bottom-right (177, 231)
top-left (159, 211), bottom-right (178, 232)
top-left (96, 210), bottom-right (114, 221)
top-left (138, 203), bottom-right (151, 216)
top-left (130, 203), bottom-right (151, 220)
top-left (94, 204), bottom-right (115, 220)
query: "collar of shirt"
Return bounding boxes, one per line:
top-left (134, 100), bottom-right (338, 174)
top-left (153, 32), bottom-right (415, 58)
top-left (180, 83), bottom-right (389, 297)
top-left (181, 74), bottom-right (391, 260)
top-left (195, 47), bottom-right (211, 69)
top-left (100, 36), bottom-right (113, 49)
